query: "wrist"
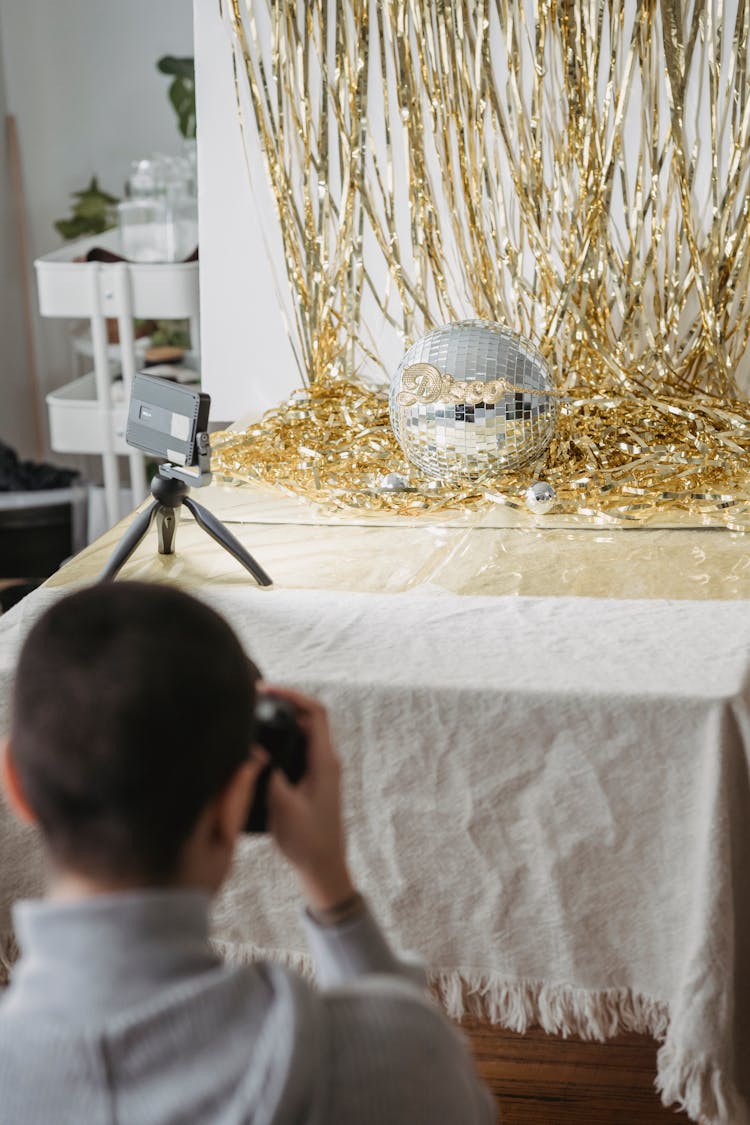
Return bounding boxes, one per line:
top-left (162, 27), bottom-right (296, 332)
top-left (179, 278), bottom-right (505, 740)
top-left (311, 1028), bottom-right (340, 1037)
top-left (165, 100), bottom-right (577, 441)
top-left (299, 861), bottom-right (356, 914)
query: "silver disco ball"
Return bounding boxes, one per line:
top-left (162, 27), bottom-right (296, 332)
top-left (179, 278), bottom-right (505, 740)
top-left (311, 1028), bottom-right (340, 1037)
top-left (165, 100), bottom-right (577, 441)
top-left (389, 320), bottom-right (557, 481)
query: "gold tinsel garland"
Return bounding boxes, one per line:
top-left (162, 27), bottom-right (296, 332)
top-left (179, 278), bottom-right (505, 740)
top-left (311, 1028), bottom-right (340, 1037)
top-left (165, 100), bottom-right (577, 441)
top-left (221, 2), bottom-right (750, 528)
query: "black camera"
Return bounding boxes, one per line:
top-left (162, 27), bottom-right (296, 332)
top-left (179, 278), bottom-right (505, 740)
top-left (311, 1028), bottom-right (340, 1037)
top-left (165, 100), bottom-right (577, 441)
top-left (245, 696), bottom-right (307, 833)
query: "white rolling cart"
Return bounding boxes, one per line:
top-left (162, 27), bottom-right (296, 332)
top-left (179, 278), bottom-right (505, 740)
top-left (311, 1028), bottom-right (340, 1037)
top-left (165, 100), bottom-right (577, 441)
top-left (35, 232), bottom-right (200, 530)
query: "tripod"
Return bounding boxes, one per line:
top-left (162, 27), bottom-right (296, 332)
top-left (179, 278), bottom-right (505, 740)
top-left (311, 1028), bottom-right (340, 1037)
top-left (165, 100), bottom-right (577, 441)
top-left (99, 467), bottom-right (273, 586)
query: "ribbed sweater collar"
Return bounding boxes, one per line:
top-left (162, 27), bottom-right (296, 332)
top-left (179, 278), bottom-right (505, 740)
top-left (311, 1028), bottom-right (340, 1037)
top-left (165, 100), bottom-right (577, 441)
top-left (9, 890), bottom-right (220, 1019)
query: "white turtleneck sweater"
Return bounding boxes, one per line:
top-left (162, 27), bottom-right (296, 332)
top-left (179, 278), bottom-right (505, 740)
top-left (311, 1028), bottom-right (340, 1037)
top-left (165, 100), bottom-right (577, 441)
top-left (0, 890), bottom-right (496, 1124)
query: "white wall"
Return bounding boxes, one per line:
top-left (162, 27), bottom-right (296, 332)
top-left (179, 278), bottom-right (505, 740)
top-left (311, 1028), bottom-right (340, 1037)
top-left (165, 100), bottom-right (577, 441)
top-left (194, 0), bottom-right (297, 424)
top-left (0, 0), bottom-right (194, 458)
top-left (194, 0), bottom-right (406, 423)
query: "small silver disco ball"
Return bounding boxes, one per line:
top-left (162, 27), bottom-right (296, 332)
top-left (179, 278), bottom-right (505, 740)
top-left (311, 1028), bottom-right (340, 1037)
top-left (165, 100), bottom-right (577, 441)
top-left (525, 481), bottom-right (557, 514)
top-left (389, 320), bottom-right (557, 482)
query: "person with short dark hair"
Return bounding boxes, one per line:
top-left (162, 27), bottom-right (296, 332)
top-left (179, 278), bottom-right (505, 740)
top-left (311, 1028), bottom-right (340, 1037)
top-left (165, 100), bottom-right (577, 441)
top-left (0, 582), bottom-right (495, 1124)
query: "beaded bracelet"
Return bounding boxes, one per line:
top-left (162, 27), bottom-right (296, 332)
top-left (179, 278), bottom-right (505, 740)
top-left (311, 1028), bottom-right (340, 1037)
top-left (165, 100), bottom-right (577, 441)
top-left (307, 890), bottom-right (365, 928)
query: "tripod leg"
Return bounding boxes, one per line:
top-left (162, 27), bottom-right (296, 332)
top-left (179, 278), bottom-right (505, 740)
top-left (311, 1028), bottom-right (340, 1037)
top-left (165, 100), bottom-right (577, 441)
top-left (182, 497), bottom-right (273, 586)
top-left (156, 505), bottom-right (179, 554)
top-left (98, 502), bottom-right (159, 582)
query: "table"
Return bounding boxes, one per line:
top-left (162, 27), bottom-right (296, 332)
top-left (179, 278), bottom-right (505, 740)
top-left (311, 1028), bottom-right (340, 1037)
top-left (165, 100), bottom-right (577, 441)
top-left (1, 482), bottom-right (749, 1125)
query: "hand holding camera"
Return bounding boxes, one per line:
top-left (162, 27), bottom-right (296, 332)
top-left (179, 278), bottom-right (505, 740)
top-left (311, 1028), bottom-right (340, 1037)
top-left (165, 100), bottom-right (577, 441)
top-left (249, 686), bottom-right (356, 914)
top-left (246, 695), bottom-right (307, 833)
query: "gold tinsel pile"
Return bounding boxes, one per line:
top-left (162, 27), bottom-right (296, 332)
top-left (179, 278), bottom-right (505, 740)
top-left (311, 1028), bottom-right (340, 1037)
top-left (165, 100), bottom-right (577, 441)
top-left (219, 1), bottom-right (750, 529)
top-left (212, 376), bottom-right (750, 528)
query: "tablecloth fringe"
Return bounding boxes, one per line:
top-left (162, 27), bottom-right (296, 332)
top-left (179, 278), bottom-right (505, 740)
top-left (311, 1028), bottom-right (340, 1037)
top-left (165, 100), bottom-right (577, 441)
top-left (212, 938), bottom-right (315, 977)
top-left (656, 1040), bottom-right (746, 1125)
top-left (216, 943), bottom-right (668, 1040)
top-left (429, 970), bottom-right (669, 1038)
top-left (430, 970), bottom-right (746, 1125)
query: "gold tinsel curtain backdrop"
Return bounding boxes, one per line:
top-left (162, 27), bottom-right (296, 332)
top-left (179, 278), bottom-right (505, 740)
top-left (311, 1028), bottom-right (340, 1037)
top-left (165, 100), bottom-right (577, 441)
top-left (215, 0), bottom-right (750, 528)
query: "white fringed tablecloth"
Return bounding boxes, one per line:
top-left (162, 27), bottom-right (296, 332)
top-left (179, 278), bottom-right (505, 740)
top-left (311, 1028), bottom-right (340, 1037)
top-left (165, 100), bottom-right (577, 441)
top-left (1, 489), bottom-right (750, 1124)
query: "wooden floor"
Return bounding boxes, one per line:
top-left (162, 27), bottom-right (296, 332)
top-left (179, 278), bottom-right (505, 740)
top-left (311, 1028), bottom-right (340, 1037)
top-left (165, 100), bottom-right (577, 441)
top-left (461, 1019), bottom-right (688, 1124)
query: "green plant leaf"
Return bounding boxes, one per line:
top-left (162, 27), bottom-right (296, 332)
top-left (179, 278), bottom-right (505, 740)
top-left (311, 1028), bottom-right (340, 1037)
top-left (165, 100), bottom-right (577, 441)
top-left (54, 177), bottom-right (119, 240)
top-left (55, 217), bottom-right (90, 240)
top-left (157, 55), bottom-right (195, 80)
top-left (150, 319), bottom-right (192, 349)
top-left (72, 176), bottom-right (119, 206)
top-left (73, 197), bottom-right (112, 221)
top-left (158, 56), bottom-right (196, 138)
top-left (168, 77), bottom-right (196, 139)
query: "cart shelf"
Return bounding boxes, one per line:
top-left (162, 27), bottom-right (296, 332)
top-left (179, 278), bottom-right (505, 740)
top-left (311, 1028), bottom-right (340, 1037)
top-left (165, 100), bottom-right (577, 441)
top-left (35, 231), bottom-right (200, 529)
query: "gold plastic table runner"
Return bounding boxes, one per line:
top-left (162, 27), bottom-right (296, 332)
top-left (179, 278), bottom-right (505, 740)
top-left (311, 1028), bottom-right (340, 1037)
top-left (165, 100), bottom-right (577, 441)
top-left (49, 481), bottom-right (750, 601)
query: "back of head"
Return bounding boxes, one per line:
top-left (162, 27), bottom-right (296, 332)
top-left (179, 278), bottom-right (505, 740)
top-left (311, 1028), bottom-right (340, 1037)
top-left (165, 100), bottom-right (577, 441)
top-left (10, 582), bottom-right (256, 884)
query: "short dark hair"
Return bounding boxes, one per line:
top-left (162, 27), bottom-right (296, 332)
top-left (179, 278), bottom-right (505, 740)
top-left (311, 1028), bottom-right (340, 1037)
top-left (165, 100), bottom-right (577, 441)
top-left (10, 582), bottom-right (257, 883)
